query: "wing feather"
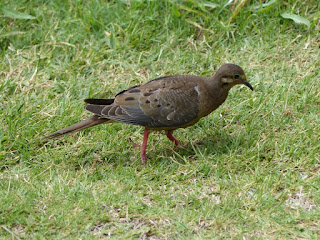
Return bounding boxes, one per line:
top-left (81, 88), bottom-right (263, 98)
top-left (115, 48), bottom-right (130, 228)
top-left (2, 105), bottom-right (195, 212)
top-left (85, 76), bottom-right (202, 128)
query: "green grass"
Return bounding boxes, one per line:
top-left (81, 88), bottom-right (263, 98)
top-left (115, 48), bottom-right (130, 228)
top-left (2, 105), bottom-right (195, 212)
top-left (1, 0), bottom-right (320, 238)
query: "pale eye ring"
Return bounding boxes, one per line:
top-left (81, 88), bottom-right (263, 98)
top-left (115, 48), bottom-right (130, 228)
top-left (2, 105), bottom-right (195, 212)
top-left (234, 73), bottom-right (240, 79)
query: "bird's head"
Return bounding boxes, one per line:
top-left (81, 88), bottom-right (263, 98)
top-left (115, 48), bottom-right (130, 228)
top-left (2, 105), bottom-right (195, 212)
top-left (216, 64), bottom-right (253, 91)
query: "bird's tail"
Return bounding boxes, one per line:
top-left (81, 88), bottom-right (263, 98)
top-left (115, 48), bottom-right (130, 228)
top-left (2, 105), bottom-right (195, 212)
top-left (44, 115), bottom-right (109, 139)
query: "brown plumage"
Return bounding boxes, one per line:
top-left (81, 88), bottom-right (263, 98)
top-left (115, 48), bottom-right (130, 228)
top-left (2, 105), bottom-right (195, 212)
top-left (45, 63), bottom-right (253, 163)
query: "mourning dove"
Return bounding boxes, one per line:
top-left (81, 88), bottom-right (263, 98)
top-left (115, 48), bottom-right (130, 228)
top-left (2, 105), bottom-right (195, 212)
top-left (45, 63), bottom-right (253, 163)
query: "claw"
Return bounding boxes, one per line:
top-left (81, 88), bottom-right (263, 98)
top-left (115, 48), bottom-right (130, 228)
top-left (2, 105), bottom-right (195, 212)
top-left (141, 153), bottom-right (148, 164)
top-left (129, 138), bottom-right (142, 148)
top-left (166, 130), bottom-right (189, 150)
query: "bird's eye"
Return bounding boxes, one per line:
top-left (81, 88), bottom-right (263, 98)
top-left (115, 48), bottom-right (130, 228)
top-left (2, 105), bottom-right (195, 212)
top-left (234, 74), bottom-right (240, 79)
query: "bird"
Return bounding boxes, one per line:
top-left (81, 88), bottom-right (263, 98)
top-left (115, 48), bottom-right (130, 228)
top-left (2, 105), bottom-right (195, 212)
top-left (45, 63), bottom-right (253, 163)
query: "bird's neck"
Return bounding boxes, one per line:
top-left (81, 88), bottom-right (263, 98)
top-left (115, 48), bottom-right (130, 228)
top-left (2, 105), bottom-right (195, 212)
top-left (212, 86), bottom-right (230, 109)
top-left (201, 78), bottom-right (230, 115)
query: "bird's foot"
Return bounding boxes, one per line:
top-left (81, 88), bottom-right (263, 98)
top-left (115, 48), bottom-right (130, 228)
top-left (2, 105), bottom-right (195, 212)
top-left (132, 142), bottom-right (142, 148)
top-left (178, 142), bottom-right (189, 148)
top-left (129, 130), bottom-right (150, 164)
top-left (141, 153), bottom-right (148, 164)
top-left (174, 142), bottom-right (190, 151)
top-left (129, 138), bottom-right (142, 148)
top-left (166, 131), bottom-right (189, 150)
top-left (129, 139), bottom-right (148, 163)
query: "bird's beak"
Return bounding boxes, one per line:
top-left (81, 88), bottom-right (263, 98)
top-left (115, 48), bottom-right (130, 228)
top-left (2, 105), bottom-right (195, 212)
top-left (243, 80), bottom-right (254, 91)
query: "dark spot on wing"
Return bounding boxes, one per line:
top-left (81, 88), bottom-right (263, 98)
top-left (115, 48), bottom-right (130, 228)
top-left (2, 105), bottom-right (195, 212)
top-left (125, 97), bottom-right (135, 101)
top-left (145, 100), bottom-right (150, 103)
top-left (154, 99), bottom-right (158, 102)
top-left (157, 105), bottom-right (161, 108)
top-left (143, 92), bottom-right (152, 96)
top-left (129, 89), bottom-right (141, 93)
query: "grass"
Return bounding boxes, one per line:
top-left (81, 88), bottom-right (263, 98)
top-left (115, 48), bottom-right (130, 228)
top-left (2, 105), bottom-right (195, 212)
top-left (1, 0), bottom-right (320, 238)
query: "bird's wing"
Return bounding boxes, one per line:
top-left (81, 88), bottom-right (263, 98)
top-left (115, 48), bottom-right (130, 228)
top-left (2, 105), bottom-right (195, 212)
top-left (85, 76), bottom-right (201, 128)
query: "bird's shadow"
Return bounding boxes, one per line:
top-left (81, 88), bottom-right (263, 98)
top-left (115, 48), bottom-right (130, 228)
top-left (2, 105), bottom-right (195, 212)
top-left (38, 129), bottom-right (238, 169)
top-left (144, 131), bottom-right (237, 165)
top-left (84, 129), bottom-right (238, 167)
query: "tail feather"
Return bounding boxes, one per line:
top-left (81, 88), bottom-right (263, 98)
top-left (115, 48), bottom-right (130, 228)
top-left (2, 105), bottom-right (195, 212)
top-left (44, 115), bottom-right (109, 139)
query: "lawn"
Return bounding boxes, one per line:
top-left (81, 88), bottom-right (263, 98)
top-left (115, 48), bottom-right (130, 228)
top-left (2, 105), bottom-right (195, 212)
top-left (1, 0), bottom-right (320, 239)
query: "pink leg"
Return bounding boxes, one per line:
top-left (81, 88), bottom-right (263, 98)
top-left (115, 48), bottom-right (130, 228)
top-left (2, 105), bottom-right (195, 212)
top-left (140, 129), bottom-right (150, 164)
top-left (166, 130), bottom-right (179, 146)
top-left (166, 130), bottom-right (189, 149)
